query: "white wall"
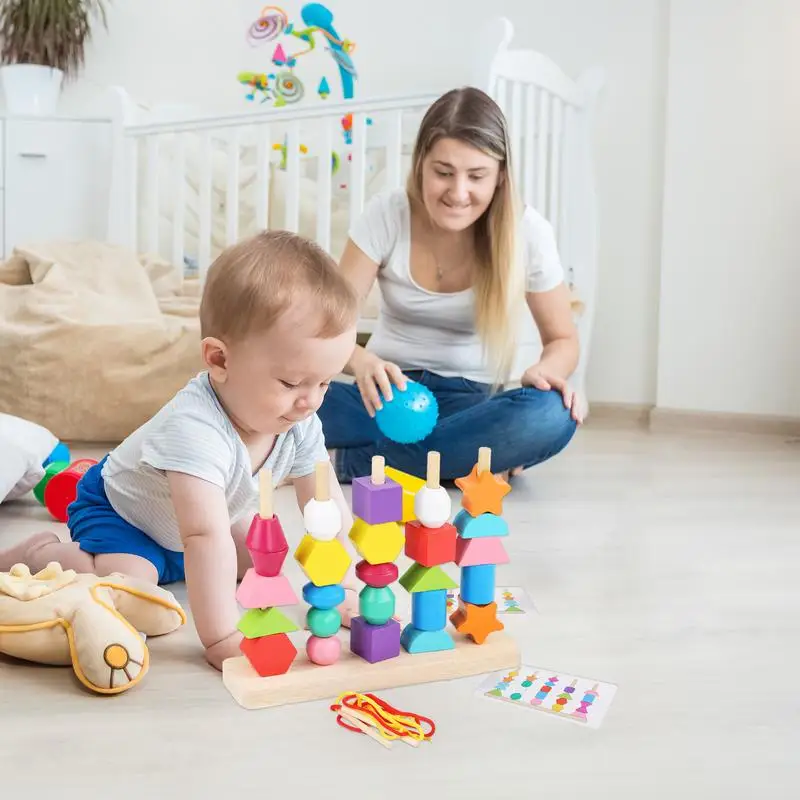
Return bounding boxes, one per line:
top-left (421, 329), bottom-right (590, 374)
top-left (52, 0), bottom-right (799, 418)
top-left (59, 0), bottom-right (667, 409)
top-left (656, 0), bottom-right (800, 418)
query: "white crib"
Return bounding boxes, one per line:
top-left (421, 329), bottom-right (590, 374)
top-left (105, 16), bottom-right (604, 396)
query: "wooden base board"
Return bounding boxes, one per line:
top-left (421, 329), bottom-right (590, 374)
top-left (222, 630), bottom-right (520, 710)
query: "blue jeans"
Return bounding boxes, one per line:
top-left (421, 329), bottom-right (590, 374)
top-left (317, 370), bottom-right (578, 482)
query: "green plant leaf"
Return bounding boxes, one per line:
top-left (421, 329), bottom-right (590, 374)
top-left (0, 0), bottom-right (110, 79)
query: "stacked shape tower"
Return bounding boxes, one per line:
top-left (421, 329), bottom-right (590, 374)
top-left (450, 447), bottom-right (510, 644)
top-left (348, 456), bottom-right (405, 663)
top-left (294, 461), bottom-right (351, 666)
top-left (399, 451), bottom-right (459, 653)
top-left (236, 469), bottom-right (300, 676)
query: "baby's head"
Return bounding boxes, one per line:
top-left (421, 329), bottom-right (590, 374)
top-left (199, 230), bottom-right (358, 436)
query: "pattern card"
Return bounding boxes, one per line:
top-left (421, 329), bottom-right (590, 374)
top-left (446, 586), bottom-right (533, 615)
top-left (475, 666), bottom-right (617, 729)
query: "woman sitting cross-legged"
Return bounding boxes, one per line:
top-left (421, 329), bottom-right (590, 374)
top-left (318, 86), bottom-right (582, 483)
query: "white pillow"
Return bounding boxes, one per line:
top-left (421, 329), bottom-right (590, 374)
top-left (0, 414), bottom-right (58, 503)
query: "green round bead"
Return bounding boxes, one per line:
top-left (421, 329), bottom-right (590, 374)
top-left (33, 461), bottom-right (69, 505)
top-left (306, 607), bottom-right (341, 637)
top-left (359, 586), bottom-right (395, 625)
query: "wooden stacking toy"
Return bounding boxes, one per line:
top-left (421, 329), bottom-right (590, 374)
top-left (449, 447), bottom-right (509, 644)
top-left (236, 468), bottom-right (299, 676)
top-left (349, 456), bottom-right (404, 663)
top-left (295, 461), bottom-right (350, 666)
top-left (221, 449), bottom-right (520, 711)
top-left (399, 451), bottom-right (458, 654)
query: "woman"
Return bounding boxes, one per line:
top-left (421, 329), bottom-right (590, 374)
top-left (318, 87), bottom-right (581, 483)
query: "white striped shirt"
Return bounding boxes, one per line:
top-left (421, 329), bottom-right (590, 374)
top-left (101, 372), bottom-right (328, 552)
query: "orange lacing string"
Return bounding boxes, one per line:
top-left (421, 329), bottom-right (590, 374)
top-left (330, 692), bottom-right (436, 742)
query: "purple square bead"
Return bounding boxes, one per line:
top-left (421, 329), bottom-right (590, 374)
top-left (352, 476), bottom-right (403, 525)
top-left (350, 616), bottom-right (401, 663)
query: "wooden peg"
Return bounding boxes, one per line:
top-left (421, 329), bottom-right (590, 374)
top-left (259, 467), bottom-right (273, 519)
top-left (426, 451), bottom-right (441, 489)
top-left (315, 461), bottom-right (330, 502)
top-left (371, 455), bottom-right (386, 485)
top-left (477, 447), bottom-right (492, 475)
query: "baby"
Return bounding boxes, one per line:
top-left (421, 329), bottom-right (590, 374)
top-left (0, 230), bottom-right (359, 670)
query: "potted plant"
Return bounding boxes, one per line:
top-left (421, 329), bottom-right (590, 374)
top-left (0, 0), bottom-right (108, 115)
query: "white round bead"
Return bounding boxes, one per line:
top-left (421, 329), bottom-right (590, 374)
top-left (303, 498), bottom-right (342, 541)
top-left (413, 485), bottom-right (451, 528)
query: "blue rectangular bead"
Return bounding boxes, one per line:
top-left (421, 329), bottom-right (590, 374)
top-left (411, 588), bottom-right (447, 631)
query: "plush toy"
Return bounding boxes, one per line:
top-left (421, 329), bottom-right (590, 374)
top-left (0, 562), bottom-right (186, 694)
top-left (0, 412), bottom-right (65, 504)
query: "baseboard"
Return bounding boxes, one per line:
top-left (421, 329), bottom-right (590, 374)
top-left (585, 402), bottom-right (652, 428)
top-left (648, 407), bottom-right (800, 437)
top-left (585, 402), bottom-right (800, 437)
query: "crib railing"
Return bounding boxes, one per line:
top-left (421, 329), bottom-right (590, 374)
top-left (106, 93), bottom-right (438, 280)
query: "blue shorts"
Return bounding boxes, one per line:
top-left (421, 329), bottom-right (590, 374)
top-left (66, 457), bottom-right (185, 585)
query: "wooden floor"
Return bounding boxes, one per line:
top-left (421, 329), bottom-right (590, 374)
top-left (1, 423), bottom-right (798, 798)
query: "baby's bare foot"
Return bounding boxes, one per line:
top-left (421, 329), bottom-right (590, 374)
top-left (0, 531), bottom-right (61, 573)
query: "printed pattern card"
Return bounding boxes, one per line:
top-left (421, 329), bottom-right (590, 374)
top-left (475, 666), bottom-right (617, 729)
top-left (446, 586), bottom-right (534, 615)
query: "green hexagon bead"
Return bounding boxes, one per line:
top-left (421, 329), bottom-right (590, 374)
top-left (359, 586), bottom-right (395, 625)
top-left (306, 607), bottom-right (342, 637)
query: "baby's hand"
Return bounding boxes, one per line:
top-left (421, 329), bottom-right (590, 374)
top-left (204, 630), bottom-right (243, 671)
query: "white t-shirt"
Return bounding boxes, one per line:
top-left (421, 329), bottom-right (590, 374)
top-left (350, 188), bottom-right (564, 384)
top-left (101, 371), bottom-right (328, 552)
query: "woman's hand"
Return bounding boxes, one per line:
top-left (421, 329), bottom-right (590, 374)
top-left (351, 349), bottom-right (407, 417)
top-left (522, 362), bottom-right (584, 424)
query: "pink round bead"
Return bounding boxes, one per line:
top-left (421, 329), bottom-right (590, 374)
top-left (306, 635), bottom-right (341, 666)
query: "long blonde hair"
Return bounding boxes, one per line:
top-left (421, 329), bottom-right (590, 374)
top-left (406, 87), bottom-right (525, 384)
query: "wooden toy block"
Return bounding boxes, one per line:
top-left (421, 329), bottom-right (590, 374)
top-left (359, 585), bottom-right (396, 625)
top-left (453, 509), bottom-right (509, 539)
top-left (239, 632), bottom-right (297, 677)
top-left (350, 617), bottom-right (401, 663)
top-left (411, 588), bottom-right (447, 631)
top-left (237, 607), bottom-right (298, 638)
top-left (246, 469), bottom-right (289, 577)
top-left (348, 518), bottom-right (404, 565)
top-left (306, 634), bottom-right (342, 666)
top-left (413, 451), bottom-right (452, 528)
top-left (301, 581), bottom-right (345, 610)
top-left (302, 462), bottom-right (343, 542)
top-left (352, 456), bottom-right (403, 524)
top-left (400, 626), bottom-right (455, 654)
top-left (224, 628), bottom-right (520, 709)
top-left (455, 536), bottom-right (510, 568)
top-left (454, 447), bottom-right (510, 517)
top-left (236, 570), bottom-right (298, 609)
top-left (404, 520), bottom-right (457, 566)
top-left (355, 560), bottom-right (399, 588)
top-left (449, 597), bottom-right (504, 644)
top-left (399, 563), bottom-right (458, 594)
top-left (294, 535), bottom-right (351, 587)
top-left (460, 563), bottom-right (496, 606)
top-left (306, 607), bottom-right (343, 637)
top-left (384, 466), bottom-right (425, 522)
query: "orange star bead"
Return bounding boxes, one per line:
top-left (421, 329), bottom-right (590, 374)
top-left (454, 464), bottom-right (511, 516)
top-left (449, 597), bottom-right (504, 644)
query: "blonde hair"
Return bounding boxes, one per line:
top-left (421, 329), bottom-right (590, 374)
top-left (200, 229), bottom-right (358, 342)
top-left (407, 87), bottom-right (525, 384)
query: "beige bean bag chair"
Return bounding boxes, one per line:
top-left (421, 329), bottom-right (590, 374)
top-left (0, 241), bottom-right (204, 442)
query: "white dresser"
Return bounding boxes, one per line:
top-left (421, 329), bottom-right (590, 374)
top-left (0, 115), bottom-right (113, 258)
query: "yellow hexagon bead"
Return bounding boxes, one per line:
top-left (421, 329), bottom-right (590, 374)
top-left (294, 535), bottom-right (351, 587)
top-left (349, 518), bottom-right (404, 565)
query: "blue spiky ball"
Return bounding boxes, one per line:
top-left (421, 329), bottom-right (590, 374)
top-left (375, 380), bottom-right (439, 444)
